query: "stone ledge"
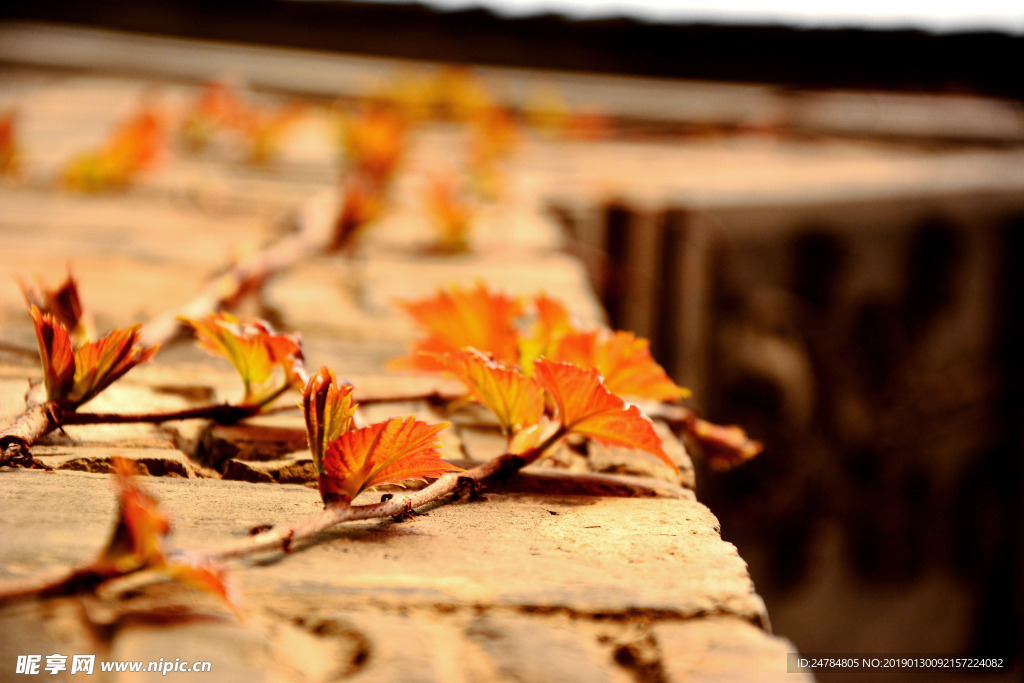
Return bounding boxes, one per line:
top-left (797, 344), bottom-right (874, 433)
top-left (0, 471), bottom-right (767, 625)
top-left (0, 469), bottom-right (794, 680)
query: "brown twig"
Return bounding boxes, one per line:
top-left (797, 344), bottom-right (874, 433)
top-left (0, 427), bottom-right (566, 604)
top-left (138, 187), bottom-right (342, 349)
top-left (352, 388), bottom-right (466, 407)
top-left (198, 430), bottom-right (562, 563)
top-left (62, 403), bottom-right (261, 426)
top-left (139, 231), bottom-right (323, 348)
top-left (0, 383), bottom-right (57, 468)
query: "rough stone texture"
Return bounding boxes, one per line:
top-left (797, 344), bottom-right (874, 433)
top-left (655, 617), bottom-right (811, 683)
top-left (31, 446), bottom-right (202, 478)
top-left (0, 470), bottom-right (780, 681)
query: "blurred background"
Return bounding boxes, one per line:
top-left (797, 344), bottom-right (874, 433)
top-left (2, 1), bottom-right (1023, 680)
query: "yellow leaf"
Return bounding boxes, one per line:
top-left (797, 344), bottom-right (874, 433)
top-left (183, 313), bottom-right (306, 407)
top-left (426, 349), bottom-right (544, 436)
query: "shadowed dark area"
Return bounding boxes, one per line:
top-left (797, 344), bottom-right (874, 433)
top-left (2, 0), bottom-right (1022, 100)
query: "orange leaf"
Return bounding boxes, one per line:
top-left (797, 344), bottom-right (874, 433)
top-left (63, 103), bottom-right (166, 192)
top-left (321, 417), bottom-right (459, 503)
top-left (533, 359), bottom-right (677, 472)
top-left (70, 325), bottom-right (158, 408)
top-left (550, 329), bottom-right (689, 402)
top-left (30, 306), bottom-right (75, 404)
top-left (519, 293), bottom-right (576, 371)
top-left (303, 367), bottom-right (358, 474)
top-left (426, 349), bottom-right (544, 436)
top-left (30, 307), bottom-right (157, 409)
top-left (94, 460), bottom-right (241, 615)
top-left (342, 103), bottom-right (408, 183)
top-left (183, 313), bottom-right (306, 407)
top-left (181, 80), bottom-right (246, 150)
top-left (392, 282), bottom-right (523, 371)
top-left (94, 459), bottom-right (172, 574)
top-left (163, 559), bottom-right (243, 617)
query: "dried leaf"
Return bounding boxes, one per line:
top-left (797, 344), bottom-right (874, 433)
top-left (321, 417), bottom-right (459, 503)
top-left (303, 366), bottom-right (358, 475)
top-left (20, 271), bottom-right (96, 345)
top-left (426, 349), bottom-right (544, 436)
top-left (533, 359), bottom-right (677, 472)
top-left (182, 313), bottom-right (306, 407)
top-left (239, 101), bottom-right (305, 165)
top-left (550, 329), bottom-right (690, 402)
top-left (392, 282), bottom-right (523, 371)
top-left (691, 419), bottom-right (763, 471)
top-left (332, 175), bottom-right (385, 250)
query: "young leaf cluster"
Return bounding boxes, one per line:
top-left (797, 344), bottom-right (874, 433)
top-left (30, 306), bottom-right (157, 411)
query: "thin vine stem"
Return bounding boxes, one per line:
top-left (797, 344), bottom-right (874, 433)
top-left (199, 426), bottom-right (566, 563)
top-left (62, 403), bottom-right (261, 426)
top-left (0, 426), bottom-right (568, 604)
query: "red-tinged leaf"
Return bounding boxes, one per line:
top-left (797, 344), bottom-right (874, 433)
top-left (30, 306), bottom-right (75, 403)
top-left (94, 459), bottom-right (171, 574)
top-left (692, 419), bottom-right (763, 471)
top-left (550, 329), bottom-right (690, 402)
top-left (533, 359), bottom-right (677, 472)
top-left (69, 324), bottom-right (158, 408)
top-left (303, 367), bottom-right (358, 474)
top-left (321, 417), bottom-right (459, 503)
top-left (426, 349), bottom-right (544, 436)
top-left (392, 282), bottom-right (523, 371)
top-left (93, 461), bottom-right (243, 615)
top-left (20, 271), bottom-right (95, 345)
top-left (533, 294), bottom-right (573, 342)
top-left (31, 306), bottom-right (157, 409)
top-left (182, 313), bottom-right (305, 407)
top-left (105, 105), bottom-right (165, 174)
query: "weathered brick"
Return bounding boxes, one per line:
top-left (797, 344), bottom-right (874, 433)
top-left (654, 617), bottom-right (811, 683)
